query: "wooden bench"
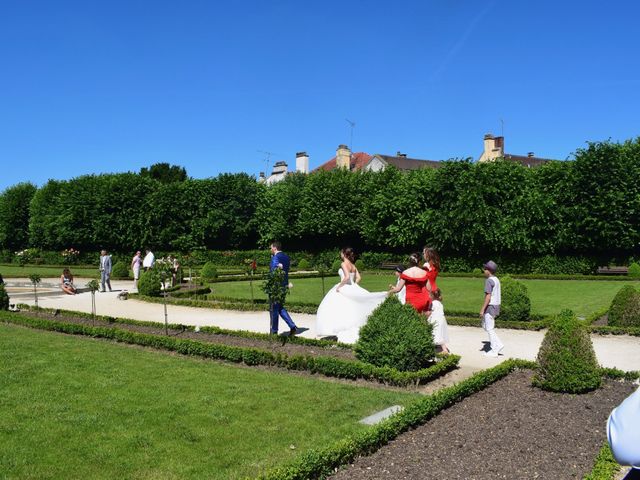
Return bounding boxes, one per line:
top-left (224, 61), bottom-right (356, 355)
top-left (596, 266), bottom-right (629, 275)
top-left (380, 261), bottom-right (401, 270)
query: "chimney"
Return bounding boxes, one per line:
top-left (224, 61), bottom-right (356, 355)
top-left (295, 151), bottom-right (309, 174)
top-left (396, 151), bottom-right (407, 158)
top-left (272, 161), bottom-right (288, 175)
top-left (481, 133), bottom-right (504, 162)
top-left (336, 144), bottom-right (351, 170)
top-left (527, 152), bottom-right (535, 158)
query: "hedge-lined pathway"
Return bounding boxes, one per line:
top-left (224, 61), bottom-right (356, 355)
top-left (7, 277), bottom-right (640, 376)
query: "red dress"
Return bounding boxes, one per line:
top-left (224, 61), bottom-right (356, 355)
top-left (401, 272), bottom-right (429, 313)
top-left (426, 266), bottom-right (438, 292)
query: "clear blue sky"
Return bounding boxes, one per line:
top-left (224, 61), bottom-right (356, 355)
top-left (1, 0), bottom-right (639, 190)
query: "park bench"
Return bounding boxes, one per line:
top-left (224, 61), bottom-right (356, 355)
top-left (380, 261), bottom-right (401, 270)
top-left (596, 266), bottom-right (629, 275)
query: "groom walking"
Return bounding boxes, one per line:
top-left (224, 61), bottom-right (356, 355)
top-left (269, 241), bottom-right (298, 335)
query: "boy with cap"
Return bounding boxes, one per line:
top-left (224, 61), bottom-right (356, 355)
top-left (480, 260), bottom-right (504, 357)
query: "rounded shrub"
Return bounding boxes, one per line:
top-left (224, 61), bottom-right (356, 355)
top-left (331, 259), bottom-right (342, 273)
top-left (532, 310), bottom-right (601, 393)
top-left (355, 259), bottom-right (365, 271)
top-left (0, 284), bottom-right (9, 310)
top-left (608, 285), bottom-right (640, 327)
top-left (297, 259), bottom-right (310, 270)
top-left (111, 261), bottom-right (130, 279)
top-left (200, 262), bottom-right (218, 281)
top-left (137, 269), bottom-right (162, 297)
top-left (355, 296), bottom-right (436, 372)
top-left (500, 275), bottom-right (531, 321)
top-left (628, 262), bottom-right (640, 278)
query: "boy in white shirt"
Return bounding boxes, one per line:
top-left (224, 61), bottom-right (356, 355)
top-left (480, 260), bottom-right (504, 357)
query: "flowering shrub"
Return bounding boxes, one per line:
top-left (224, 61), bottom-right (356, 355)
top-left (61, 248), bottom-right (81, 265)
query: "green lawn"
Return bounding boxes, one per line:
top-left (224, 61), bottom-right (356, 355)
top-left (0, 323), bottom-right (420, 479)
top-left (0, 264), bottom-right (100, 278)
top-left (209, 275), bottom-right (639, 317)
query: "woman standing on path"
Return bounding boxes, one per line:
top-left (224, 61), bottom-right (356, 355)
top-left (423, 247), bottom-right (440, 312)
top-left (316, 247), bottom-right (387, 343)
top-left (388, 253), bottom-right (429, 313)
top-left (427, 288), bottom-right (450, 354)
top-left (131, 251), bottom-right (142, 289)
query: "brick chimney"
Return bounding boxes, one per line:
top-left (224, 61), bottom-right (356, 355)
top-left (336, 144), bottom-right (351, 170)
top-left (480, 133), bottom-right (505, 162)
top-left (295, 151), bottom-right (309, 174)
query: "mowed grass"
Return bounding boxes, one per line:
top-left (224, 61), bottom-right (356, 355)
top-left (0, 323), bottom-right (420, 479)
top-left (209, 275), bottom-right (639, 317)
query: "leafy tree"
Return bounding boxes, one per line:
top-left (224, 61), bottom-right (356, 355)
top-left (568, 139), bottom-right (640, 254)
top-left (0, 182), bottom-right (37, 251)
top-left (140, 163), bottom-right (187, 183)
top-left (28, 180), bottom-right (63, 250)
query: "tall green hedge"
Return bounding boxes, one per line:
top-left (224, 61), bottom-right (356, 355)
top-left (0, 138), bottom-right (638, 256)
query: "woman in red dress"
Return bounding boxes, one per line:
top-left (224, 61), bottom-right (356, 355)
top-left (423, 247), bottom-right (440, 292)
top-left (388, 253), bottom-right (429, 312)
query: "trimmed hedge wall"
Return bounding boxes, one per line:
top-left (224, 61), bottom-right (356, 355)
top-left (0, 311), bottom-right (459, 387)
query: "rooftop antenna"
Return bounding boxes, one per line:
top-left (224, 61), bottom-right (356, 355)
top-left (499, 118), bottom-right (504, 137)
top-left (345, 118), bottom-right (356, 152)
top-left (257, 150), bottom-right (278, 174)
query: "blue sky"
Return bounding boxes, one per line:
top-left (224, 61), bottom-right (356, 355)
top-left (1, 0), bottom-right (639, 190)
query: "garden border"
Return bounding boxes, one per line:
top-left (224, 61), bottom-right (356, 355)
top-left (583, 444), bottom-right (621, 480)
top-left (256, 362), bottom-right (638, 480)
top-left (0, 311), bottom-right (460, 387)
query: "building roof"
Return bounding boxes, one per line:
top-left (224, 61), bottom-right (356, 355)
top-left (375, 154), bottom-right (443, 170)
top-left (313, 152), bottom-right (372, 172)
top-left (503, 154), bottom-right (554, 167)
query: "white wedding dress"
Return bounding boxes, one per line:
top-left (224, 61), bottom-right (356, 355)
top-left (316, 269), bottom-right (387, 344)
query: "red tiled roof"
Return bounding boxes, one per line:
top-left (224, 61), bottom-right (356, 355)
top-left (313, 152), bottom-right (372, 172)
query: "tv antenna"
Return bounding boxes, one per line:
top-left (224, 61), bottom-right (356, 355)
top-left (499, 118), bottom-right (504, 137)
top-left (345, 118), bottom-right (356, 151)
top-left (257, 150), bottom-right (278, 174)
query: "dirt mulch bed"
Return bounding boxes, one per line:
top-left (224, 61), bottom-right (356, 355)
top-left (15, 310), bottom-right (356, 361)
top-left (331, 370), bottom-right (635, 480)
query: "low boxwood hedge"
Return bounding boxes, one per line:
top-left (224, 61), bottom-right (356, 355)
top-left (257, 359), bottom-right (535, 480)
top-left (0, 311), bottom-right (459, 387)
top-left (583, 444), bottom-right (621, 480)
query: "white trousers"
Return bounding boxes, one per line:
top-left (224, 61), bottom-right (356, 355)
top-left (483, 313), bottom-right (504, 352)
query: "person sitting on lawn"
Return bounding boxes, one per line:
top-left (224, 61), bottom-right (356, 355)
top-left (60, 268), bottom-right (77, 295)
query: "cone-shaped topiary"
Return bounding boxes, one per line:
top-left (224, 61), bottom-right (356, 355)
top-left (355, 296), bottom-right (435, 372)
top-left (200, 262), bottom-right (218, 281)
top-left (137, 269), bottom-right (162, 297)
top-left (331, 259), bottom-right (342, 273)
top-left (500, 275), bottom-right (531, 321)
top-left (628, 262), bottom-right (640, 278)
top-left (608, 285), bottom-right (640, 327)
top-left (532, 309), bottom-right (601, 393)
top-left (297, 259), bottom-right (310, 270)
top-left (111, 261), bottom-right (130, 279)
top-left (0, 284), bottom-right (9, 310)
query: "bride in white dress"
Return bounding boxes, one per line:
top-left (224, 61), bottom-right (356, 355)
top-left (316, 247), bottom-right (387, 343)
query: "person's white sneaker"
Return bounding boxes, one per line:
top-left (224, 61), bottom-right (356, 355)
top-left (484, 350), bottom-right (499, 358)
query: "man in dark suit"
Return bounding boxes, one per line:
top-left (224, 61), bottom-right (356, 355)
top-left (269, 241), bottom-right (298, 335)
